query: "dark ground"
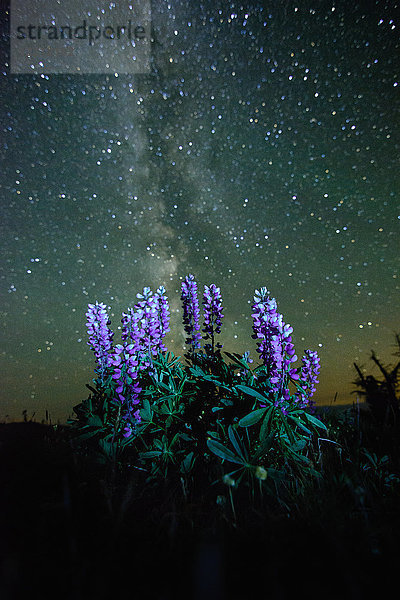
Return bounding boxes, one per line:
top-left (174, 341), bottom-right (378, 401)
top-left (0, 420), bottom-right (398, 600)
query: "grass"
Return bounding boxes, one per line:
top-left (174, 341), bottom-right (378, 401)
top-left (1, 402), bottom-right (400, 600)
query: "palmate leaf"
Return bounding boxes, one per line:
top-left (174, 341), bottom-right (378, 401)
top-left (228, 425), bottom-right (248, 461)
top-left (151, 351), bottom-right (182, 370)
top-left (189, 365), bottom-right (207, 378)
top-left (206, 439), bottom-right (246, 465)
top-left (154, 438), bottom-right (163, 450)
top-left (153, 378), bottom-right (171, 393)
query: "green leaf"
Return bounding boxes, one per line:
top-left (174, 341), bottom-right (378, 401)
top-left (206, 439), bottom-right (245, 465)
top-left (221, 398), bottom-right (234, 407)
top-left (87, 414), bottom-right (103, 428)
top-left (76, 428), bottom-right (100, 441)
top-left (291, 438), bottom-right (307, 452)
top-left (139, 451), bottom-right (162, 460)
top-left (206, 377), bottom-right (231, 390)
top-left (239, 408), bottom-right (267, 427)
top-left (154, 438), bottom-right (163, 450)
top-left (290, 452), bottom-right (312, 466)
top-left (252, 433), bottom-right (274, 461)
top-left (189, 366), bottom-right (207, 378)
top-left (259, 406), bottom-right (274, 441)
top-left (158, 393), bottom-right (176, 404)
top-left (266, 468), bottom-right (285, 482)
top-left (280, 416), bottom-right (296, 444)
top-left (154, 379), bottom-right (171, 393)
top-left (287, 415), bottom-right (312, 435)
top-left (99, 438), bottom-right (117, 459)
top-left (224, 352), bottom-right (251, 370)
top-left (236, 385), bottom-right (272, 405)
top-left (228, 425), bottom-right (247, 460)
top-left (206, 430), bottom-right (220, 440)
top-left (169, 432), bottom-right (180, 449)
top-left (180, 451), bottom-right (196, 475)
top-left (140, 399), bottom-right (153, 422)
top-left (304, 412), bottom-right (327, 431)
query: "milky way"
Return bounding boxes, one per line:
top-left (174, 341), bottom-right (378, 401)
top-left (1, 0), bottom-right (399, 422)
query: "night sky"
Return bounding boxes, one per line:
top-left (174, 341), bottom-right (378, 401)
top-left (1, 0), bottom-right (399, 423)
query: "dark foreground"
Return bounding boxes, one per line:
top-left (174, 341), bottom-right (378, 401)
top-left (1, 419), bottom-right (399, 600)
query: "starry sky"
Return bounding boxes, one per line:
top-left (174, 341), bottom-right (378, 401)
top-left (1, 0), bottom-right (399, 423)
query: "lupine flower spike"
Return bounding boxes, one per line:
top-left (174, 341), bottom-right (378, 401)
top-left (202, 284), bottom-right (224, 353)
top-left (181, 274), bottom-right (202, 352)
top-left (85, 302), bottom-right (114, 382)
top-left (251, 287), bottom-right (298, 412)
top-left (295, 349), bottom-right (321, 409)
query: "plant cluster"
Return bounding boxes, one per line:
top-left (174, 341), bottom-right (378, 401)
top-left (69, 275), bottom-right (327, 506)
top-left (353, 334), bottom-right (400, 425)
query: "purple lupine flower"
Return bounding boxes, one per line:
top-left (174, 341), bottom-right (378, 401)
top-left (121, 306), bottom-right (138, 343)
top-left (153, 285), bottom-right (170, 352)
top-left (121, 308), bottom-right (149, 363)
top-left (202, 284), bottom-right (224, 353)
top-left (251, 288), bottom-right (283, 382)
top-left (122, 285), bottom-right (170, 361)
top-left (239, 351), bottom-right (254, 377)
top-left (251, 288), bottom-right (298, 409)
top-left (86, 302), bottom-right (114, 377)
top-left (242, 351), bottom-right (253, 365)
top-left (134, 287), bottom-right (157, 340)
top-left (251, 288), bottom-right (277, 367)
top-left (123, 423), bottom-right (133, 438)
top-left (123, 406), bottom-right (142, 439)
top-left (134, 286), bottom-right (168, 357)
top-left (181, 274), bottom-right (202, 351)
top-left (295, 349), bottom-right (321, 409)
top-left (108, 343), bottom-right (142, 408)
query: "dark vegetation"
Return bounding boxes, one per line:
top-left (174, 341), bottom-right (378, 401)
top-left (1, 336), bottom-right (400, 600)
top-left (353, 333), bottom-right (400, 426)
